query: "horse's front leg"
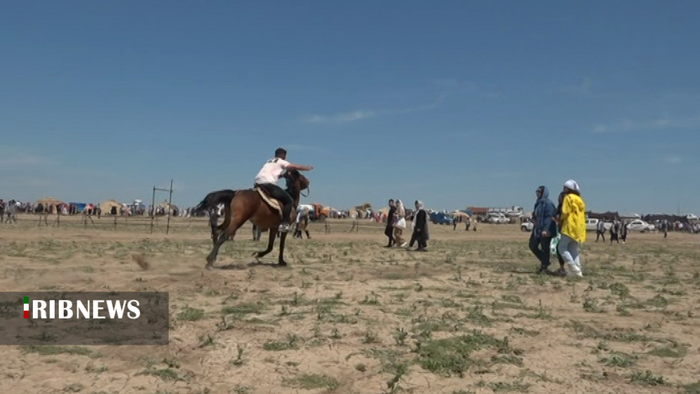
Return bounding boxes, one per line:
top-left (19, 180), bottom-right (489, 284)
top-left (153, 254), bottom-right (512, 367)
top-left (206, 230), bottom-right (229, 270)
top-left (278, 231), bottom-right (289, 266)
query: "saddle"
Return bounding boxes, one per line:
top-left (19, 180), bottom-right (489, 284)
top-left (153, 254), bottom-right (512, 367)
top-left (254, 187), bottom-right (283, 218)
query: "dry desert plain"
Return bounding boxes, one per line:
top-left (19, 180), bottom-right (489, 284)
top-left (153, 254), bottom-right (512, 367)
top-left (1, 214), bottom-right (700, 394)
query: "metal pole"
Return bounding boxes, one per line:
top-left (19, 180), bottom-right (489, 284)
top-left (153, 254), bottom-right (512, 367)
top-left (166, 179), bottom-right (173, 235)
top-left (150, 186), bottom-right (156, 234)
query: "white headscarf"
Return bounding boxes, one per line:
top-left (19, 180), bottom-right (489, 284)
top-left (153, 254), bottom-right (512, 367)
top-left (415, 200), bottom-right (424, 210)
top-left (564, 179), bottom-right (580, 192)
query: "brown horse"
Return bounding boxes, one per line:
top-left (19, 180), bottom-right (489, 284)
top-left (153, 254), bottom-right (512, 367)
top-left (195, 170), bottom-right (310, 269)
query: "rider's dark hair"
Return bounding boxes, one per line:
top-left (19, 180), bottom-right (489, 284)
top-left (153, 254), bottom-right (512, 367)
top-left (275, 148), bottom-right (287, 158)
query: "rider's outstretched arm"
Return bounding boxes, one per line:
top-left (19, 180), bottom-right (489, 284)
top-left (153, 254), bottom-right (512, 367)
top-left (286, 163), bottom-right (313, 171)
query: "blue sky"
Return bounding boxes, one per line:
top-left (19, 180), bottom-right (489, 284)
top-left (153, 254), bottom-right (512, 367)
top-left (1, 1), bottom-right (699, 214)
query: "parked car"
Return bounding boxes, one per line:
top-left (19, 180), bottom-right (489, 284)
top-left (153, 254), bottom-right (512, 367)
top-left (627, 219), bottom-right (655, 232)
top-left (430, 212), bottom-right (454, 225)
top-left (585, 218), bottom-right (612, 232)
top-left (521, 221), bottom-right (534, 232)
top-left (487, 213), bottom-right (509, 224)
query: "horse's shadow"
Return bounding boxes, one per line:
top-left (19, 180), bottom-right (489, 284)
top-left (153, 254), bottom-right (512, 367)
top-left (216, 260), bottom-right (288, 270)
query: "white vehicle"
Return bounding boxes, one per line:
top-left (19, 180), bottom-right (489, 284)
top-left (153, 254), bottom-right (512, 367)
top-left (626, 219), bottom-right (655, 232)
top-left (487, 212), bottom-right (509, 224)
top-left (585, 218), bottom-right (612, 232)
top-left (521, 221), bottom-right (534, 232)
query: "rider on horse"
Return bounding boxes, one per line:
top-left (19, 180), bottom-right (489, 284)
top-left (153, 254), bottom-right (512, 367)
top-left (254, 147), bottom-right (313, 232)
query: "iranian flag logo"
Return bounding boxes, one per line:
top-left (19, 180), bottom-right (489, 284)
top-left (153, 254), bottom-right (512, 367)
top-left (24, 296), bottom-right (29, 319)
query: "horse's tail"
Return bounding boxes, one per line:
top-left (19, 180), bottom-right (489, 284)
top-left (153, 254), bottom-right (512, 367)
top-left (195, 189), bottom-right (237, 214)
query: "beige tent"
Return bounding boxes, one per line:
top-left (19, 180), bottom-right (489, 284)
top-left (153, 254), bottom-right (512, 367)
top-left (100, 199), bottom-right (123, 215)
top-left (157, 200), bottom-right (178, 212)
top-left (36, 197), bottom-right (67, 214)
top-left (36, 197), bottom-right (65, 206)
top-left (376, 207), bottom-right (391, 215)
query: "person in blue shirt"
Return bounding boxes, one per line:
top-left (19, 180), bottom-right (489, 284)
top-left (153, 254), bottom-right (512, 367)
top-left (529, 185), bottom-right (557, 274)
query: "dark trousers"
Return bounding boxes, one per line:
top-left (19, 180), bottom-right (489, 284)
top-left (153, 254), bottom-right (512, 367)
top-left (256, 183), bottom-right (294, 223)
top-left (596, 231), bottom-right (605, 242)
top-left (409, 231), bottom-right (427, 249)
top-left (529, 234), bottom-right (552, 270)
top-left (610, 232), bottom-right (619, 243)
top-left (385, 225), bottom-right (394, 246)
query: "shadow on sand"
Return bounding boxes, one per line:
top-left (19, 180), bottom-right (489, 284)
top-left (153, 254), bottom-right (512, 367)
top-left (216, 260), bottom-right (289, 270)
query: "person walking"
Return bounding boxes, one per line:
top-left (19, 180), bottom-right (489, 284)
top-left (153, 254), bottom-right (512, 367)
top-left (662, 220), bottom-right (669, 238)
top-left (409, 200), bottom-right (430, 251)
top-left (610, 219), bottom-right (620, 244)
top-left (557, 180), bottom-right (586, 277)
top-left (553, 191), bottom-right (567, 275)
top-left (596, 220), bottom-right (606, 242)
top-left (384, 199), bottom-right (397, 247)
top-left (5, 200), bottom-right (17, 224)
top-left (393, 200), bottom-right (407, 247)
top-left (529, 186), bottom-right (557, 274)
top-left (620, 220), bottom-right (628, 243)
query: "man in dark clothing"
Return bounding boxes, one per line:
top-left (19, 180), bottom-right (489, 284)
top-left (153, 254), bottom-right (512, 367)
top-left (530, 186), bottom-right (557, 274)
top-left (410, 200), bottom-right (430, 251)
top-left (610, 220), bottom-right (620, 244)
top-left (384, 199), bottom-right (396, 247)
top-left (620, 220), bottom-right (628, 243)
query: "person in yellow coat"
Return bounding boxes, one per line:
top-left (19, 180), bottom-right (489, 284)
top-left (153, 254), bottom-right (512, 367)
top-left (557, 179), bottom-right (586, 277)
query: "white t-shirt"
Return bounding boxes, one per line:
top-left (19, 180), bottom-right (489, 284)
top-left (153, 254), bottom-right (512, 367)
top-left (254, 157), bottom-right (290, 185)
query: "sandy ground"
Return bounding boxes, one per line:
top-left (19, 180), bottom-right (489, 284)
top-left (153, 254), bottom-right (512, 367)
top-left (1, 214), bottom-right (700, 394)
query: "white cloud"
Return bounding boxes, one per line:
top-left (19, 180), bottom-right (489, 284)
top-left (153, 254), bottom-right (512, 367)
top-left (592, 115), bottom-right (700, 133)
top-left (0, 145), bottom-right (55, 167)
top-left (303, 110), bottom-right (377, 124)
top-left (302, 93), bottom-right (445, 125)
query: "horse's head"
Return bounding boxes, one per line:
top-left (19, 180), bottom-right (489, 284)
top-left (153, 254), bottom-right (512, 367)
top-left (284, 169), bottom-right (310, 195)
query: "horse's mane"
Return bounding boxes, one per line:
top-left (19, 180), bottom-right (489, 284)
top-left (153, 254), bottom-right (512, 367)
top-left (284, 170), bottom-right (309, 198)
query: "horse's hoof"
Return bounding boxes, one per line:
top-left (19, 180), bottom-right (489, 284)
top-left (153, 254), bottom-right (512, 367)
top-left (278, 261), bottom-right (288, 267)
top-left (205, 265), bottom-right (213, 270)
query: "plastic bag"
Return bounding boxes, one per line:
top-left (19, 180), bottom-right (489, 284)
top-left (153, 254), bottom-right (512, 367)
top-left (550, 233), bottom-right (561, 256)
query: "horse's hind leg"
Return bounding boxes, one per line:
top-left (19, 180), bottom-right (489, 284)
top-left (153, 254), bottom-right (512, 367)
top-left (254, 229), bottom-right (277, 259)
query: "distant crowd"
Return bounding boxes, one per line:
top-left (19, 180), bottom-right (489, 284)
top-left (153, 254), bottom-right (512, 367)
top-left (0, 198), bottom-right (198, 220)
